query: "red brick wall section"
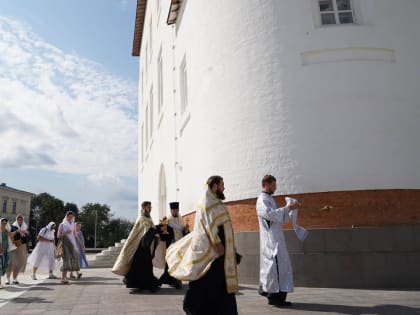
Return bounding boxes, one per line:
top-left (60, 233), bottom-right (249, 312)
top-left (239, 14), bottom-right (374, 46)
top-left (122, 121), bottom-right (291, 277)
top-left (182, 189), bottom-right (420, 232)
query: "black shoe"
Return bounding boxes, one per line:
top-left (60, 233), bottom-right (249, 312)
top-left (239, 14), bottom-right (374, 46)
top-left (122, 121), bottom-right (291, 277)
top-left (258, 285), bottom-right (267, 297)
top-left (150, 286), bottom-right (160, 293)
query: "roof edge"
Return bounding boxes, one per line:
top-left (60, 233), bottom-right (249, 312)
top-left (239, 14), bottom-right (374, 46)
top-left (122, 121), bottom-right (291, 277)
top-left (132, 0), bottom-right (148, 57)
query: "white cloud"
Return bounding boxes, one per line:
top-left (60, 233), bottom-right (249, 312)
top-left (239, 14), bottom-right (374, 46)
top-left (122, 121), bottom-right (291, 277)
top-left (0, 16), bottom-right (138, 180)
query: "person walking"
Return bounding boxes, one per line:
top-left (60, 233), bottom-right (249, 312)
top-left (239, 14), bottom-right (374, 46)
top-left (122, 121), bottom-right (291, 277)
top-left (0, 218), bottom-right (14, 289)
top-left (70, 222), bottom-right (87, 278)
top-left (112, 201), bottom-right (161, 292)
top-left (166, 175), bottom-right (239, 315)
top-left (256, 174), bottom-right (300, 307)
top-left (28, 221), bottom-right (58, 280)
top-left (6, 214), bottom-right (29, 285)
top-left (57, 211), bottom-right (81, 284)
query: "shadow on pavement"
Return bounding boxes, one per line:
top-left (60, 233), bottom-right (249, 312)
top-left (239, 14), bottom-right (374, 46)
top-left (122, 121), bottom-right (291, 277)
top-left (291, 302), bottom-right (420, 315)
top-left (27, 286), bottom-right (54, 291)
top-left (129, 287), bottom-right (186, 296)
top-left (9, 297), bottom-right (52, 304)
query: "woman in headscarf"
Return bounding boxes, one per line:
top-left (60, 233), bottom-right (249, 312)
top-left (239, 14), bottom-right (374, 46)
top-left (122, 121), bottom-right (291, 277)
top-left (6, 214), bottom-right (29, 285)
top-left (70, 222), bottom-right (87, 279)
top-left (28, 221), bottom-right (58, 280)
top-left (0, 218), bottom-right (14, 289)
top-left (57, 211), bottom-right (81, 284)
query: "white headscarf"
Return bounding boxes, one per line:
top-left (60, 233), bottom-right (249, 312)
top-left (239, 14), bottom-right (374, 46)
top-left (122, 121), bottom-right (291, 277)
top-left (60, 212), bottom-right (78, 251)
top-left (46, 221), bottom-right (56, 231)
top-left (12, 215), bottom-right (29, 232)
top-left (39, 221), bottom-right (56, 241)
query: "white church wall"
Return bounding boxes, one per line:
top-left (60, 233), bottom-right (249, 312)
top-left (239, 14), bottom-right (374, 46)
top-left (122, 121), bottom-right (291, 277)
top-left (139, 0), bottom-right (420, 221)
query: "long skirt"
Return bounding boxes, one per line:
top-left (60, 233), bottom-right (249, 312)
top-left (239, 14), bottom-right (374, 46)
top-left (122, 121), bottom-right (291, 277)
top-left (7, 244), bottom-right (27, 274)
top-left (0, 250), bottom-right (9, 276)
top-left (183, 256), bottom-right (238, 315)
top-left (76, 243), bottom-right (88, 268)
top-left (28, 241), bottom-right (56, 272)
top-left (60, 237), bottom-right (80, 272)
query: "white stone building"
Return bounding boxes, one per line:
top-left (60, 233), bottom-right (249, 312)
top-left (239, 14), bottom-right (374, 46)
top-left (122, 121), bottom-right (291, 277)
top-left (134, 0), bottom-right (420, 223)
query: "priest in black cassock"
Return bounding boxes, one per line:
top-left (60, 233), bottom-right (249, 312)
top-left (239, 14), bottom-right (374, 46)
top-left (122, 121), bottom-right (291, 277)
top-left (157, 212), bottom-right (183, 289)
top-left (112, 201), bottom-right (161, 292)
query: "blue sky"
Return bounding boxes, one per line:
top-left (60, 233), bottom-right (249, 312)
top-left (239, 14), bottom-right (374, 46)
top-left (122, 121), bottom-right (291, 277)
top-left (0, 0), bottom-right (140, 221)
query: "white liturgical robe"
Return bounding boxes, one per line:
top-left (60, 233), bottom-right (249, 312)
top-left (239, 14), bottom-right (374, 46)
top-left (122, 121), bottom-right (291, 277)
top-left (168, 215), bottom-right (186, 242)
top-left (256, 192), bottom-right (294, 293)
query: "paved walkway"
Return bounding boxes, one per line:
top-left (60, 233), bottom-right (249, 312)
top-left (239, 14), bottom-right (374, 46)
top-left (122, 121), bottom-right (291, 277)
top-left (1, 268), bottom-right (419, 314)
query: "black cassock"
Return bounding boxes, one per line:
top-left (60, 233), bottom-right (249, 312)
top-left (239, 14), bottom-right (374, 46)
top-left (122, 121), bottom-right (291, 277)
top-left (157, 225), bottom-right (182, 289)
top-left (124, 227), bottom-right (160, 291)
top-left (183, 226), bottom-right (239, 315)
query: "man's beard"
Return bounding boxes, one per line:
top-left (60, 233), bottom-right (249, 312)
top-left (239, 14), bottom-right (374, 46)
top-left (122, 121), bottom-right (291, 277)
top-left (142, 210), bottom-right (151, 217)
top-left (216, 190), bottom-right (226, 200)
top-left (171, 213), bottom-right (179, 218)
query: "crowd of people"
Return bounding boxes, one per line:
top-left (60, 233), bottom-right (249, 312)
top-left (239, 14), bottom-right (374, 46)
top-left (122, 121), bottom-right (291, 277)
top-left (0, 212), bottom-right (88, 288)
top-left (1, 174), bottom-right (302, 314)
top-left (113, 174), bottom-right (302, 315)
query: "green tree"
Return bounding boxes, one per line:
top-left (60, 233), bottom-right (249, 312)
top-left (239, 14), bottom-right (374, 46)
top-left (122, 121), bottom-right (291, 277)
top-left (30, 193), bottom-right (66, 248)
top-left (64, 202), bottom-right (79, 217)
top-left (79, 203), bottom-right (111, 248)
top-left (103, 218), bottom-right (133, 248)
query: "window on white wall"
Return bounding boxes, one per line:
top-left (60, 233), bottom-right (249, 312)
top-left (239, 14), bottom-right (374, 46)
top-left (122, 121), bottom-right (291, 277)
top-left (157, 48), bottom-right (163, 114)
top-left (180, 56), bottom-right (188, 115)
top-left (149, 86), bottom-right (154, 139)
top-left (12, 201), bottom-right (16, 214)
top-left (145, 44), bottom-right (148, 82)
top-left (145, 106), bottom-right (149, 149)
top-left (2, 199), bottom-right (7, 213)
top-left (149, 18), bottom-right (153, 63)
top-left (319, 0), bottom-right (355, 25)
top-left (157, 0), bottom-right (161, 21)
top-left (141, 124), bottom-right (144, 162)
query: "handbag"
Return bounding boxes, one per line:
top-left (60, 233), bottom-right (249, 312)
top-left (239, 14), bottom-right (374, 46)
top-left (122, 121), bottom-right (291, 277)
top-left (55, 240), bottom-right (63, 260)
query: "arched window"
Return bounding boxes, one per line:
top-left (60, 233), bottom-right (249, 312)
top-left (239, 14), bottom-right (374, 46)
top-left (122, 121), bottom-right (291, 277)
top-left (158, 164), bottom-right (167, 219)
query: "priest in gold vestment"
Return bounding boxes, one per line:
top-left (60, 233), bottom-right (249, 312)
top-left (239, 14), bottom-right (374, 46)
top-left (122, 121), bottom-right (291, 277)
top-left (112, 201), bottom-right (160, 292)
top-left (166, 176), bottom-right (239, 315)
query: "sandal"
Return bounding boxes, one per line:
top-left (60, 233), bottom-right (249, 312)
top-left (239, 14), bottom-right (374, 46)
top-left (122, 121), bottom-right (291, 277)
top-left (61, 280), bottom-right (69, 284)
top-left (77, 273), bottom-right (82, 279)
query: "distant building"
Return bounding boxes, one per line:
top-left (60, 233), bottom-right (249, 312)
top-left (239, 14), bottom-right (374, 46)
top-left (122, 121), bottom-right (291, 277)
top-left (0, 183), bottom-right (34, 222)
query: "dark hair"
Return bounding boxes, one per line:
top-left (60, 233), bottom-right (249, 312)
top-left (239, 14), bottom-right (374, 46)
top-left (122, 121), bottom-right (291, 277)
top-left (262, 174), bottom-right (276, 186)
top-left (65, 211), bottom-right (75, 217)
top-left (207, 175), bottom-right (223, 189)
top-left (141, 201), bottom-right (151, 209)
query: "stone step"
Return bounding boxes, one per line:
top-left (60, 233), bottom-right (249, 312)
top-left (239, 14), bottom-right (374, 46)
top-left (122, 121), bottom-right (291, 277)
top-left (87, 238), bottom-right (126, 268)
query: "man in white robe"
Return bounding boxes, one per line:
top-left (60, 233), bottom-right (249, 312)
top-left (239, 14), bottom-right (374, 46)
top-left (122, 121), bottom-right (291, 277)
top-left (256, 174), bottom-right (300, 307)
top-left (168, 202), bottom-right (189, 242)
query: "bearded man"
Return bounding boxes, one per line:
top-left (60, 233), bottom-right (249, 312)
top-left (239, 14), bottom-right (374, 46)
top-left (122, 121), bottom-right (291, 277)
top-left (166, 175), bottom-right (239, 315)
top-left (112, 201), bottom-right (160, 292)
